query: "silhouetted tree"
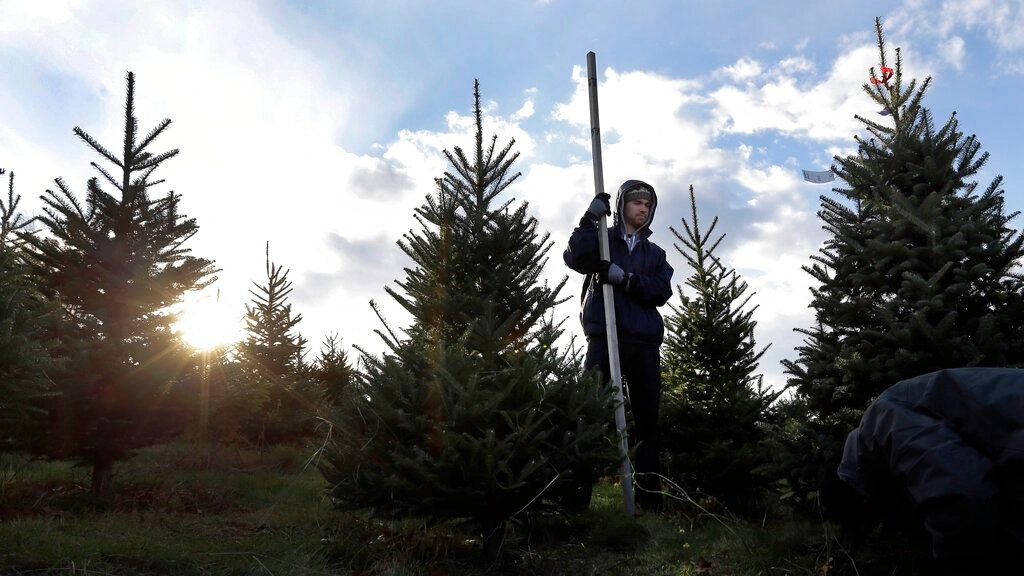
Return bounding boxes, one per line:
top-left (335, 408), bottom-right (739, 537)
top-left (21, 73), bottom-right (217, 499)
top-left (235, 243), bottom-right (317, 445)
top-left (311, 334), bottom-right (355, 406)
top-left (0, 169), bottom-right (55, 452)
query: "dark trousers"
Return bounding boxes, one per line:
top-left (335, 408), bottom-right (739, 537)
top-left (585, 338), bottom-right (663, 510)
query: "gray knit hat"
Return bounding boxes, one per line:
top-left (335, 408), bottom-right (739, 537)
top-left (619, 179), bottom-right (654, 204)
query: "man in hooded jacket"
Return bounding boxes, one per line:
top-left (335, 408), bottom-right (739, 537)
top-left (563, 179), bottom-right (674, 512)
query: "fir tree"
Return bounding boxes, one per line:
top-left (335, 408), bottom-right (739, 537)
top-left (660, 186), bottom-right (778, 509)
top-left (0, 169), bottom-right (34, 244)
top-left (0, 169), bottom-right (55, 452)
top-left (21, 73), bottom-right (218, 498)
top-left (235, 243), bottom-right (317, 445)
top-left (783, 18), bottom-right (1024, 490)
top-left (318, 81), bottom-right (619, 556)
top-left (311, 334), bottom-right (355, 406)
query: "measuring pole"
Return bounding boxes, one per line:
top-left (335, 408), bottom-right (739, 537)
top-left (586, 51), bottom-right (634, 517)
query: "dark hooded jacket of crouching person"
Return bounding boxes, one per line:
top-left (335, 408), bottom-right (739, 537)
top-left (562, 179), bottom-right (674, 513)
top-left (828, 367), bottom-right (1024, 573)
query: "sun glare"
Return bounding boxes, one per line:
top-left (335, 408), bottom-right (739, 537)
top-left (174, 290), bottom-right (242, 351)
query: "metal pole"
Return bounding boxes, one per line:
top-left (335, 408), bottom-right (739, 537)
top-left (586, 51), bottom-right (634, 517)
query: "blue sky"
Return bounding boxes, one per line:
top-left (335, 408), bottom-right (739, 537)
top-left (2, 0), bottom-right (1023, 392)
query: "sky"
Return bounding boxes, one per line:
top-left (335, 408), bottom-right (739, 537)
top-left (2, 0), bottom-right (1024, 393)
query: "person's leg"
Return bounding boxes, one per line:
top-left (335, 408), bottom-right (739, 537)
top-left (621, 342), bottom-right (663, 511)
top-left (583, 338), bottom-right (610, 377)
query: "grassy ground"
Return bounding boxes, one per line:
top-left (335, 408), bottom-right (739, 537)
top-left (0, 443), bottom-right (931, 575)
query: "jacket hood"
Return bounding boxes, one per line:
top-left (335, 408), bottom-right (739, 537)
top-left (614, 179), bottom-right (658, 234)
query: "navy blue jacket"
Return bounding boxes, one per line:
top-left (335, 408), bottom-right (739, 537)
top-left (838, 367), bottom-right (1024, 561)
top-left (562, 187), bottom-right (673, 345)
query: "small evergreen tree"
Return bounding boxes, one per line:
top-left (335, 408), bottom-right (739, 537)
top-left (0, 169), bottom-right (56, 452)
top-left (660, 186), bottom-right (779, 510)
top-left (782, 18), bottom-right (1024, 498)
top-left (235, 243), bottom-right (317, 445)
top-left (0, 169), bottom-right (33, 243)
top-left (21, 73), bottom-right (218, 498)
top-left (318, 81), bottom-right (619, 556)
top-left (311, 334), bottom-right (355, 406)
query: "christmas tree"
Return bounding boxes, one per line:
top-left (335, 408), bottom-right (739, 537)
top-left (661, 186), bottom-right (778, 509)
top-left (318, 81), bottom-right (619, 556)
top-left (0, 169), bottom-right (56, 453)
top-left (21, 72), bottom-right (218, 499)
top-left (311, 334), bottom-right (355, 406)
top-left (235, 243), bottom-right (317, 445)
top-left (783, 18), bottom-right (1024, 479)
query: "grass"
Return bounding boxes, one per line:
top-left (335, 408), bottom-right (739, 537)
top-left (0, 444), bottom-right (932, 575)
top-left (0, 445), bottom-right (337, 575)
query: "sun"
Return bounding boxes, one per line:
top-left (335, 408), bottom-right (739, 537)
top-left (174, 289), bottom-right (242, 351)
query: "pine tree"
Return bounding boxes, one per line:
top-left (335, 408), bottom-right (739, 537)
top-left (0, 169), bottom-right (33, 244)
top-left (21, 73), bottom-right (218, 498)
top-left (660, 186), bottom-right (778, 509)
top-left (0, 169), bottom-right (55, 452)
top-left (782, 18), bottom-right (1024, 490)
top-left (235, 243), bottom-right (317, 445)
top-left (311, 334), bottom-right (355, 406)
top-left (318, 81), bottom-right (619, 556)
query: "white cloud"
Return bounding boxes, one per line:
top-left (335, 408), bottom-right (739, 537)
top-left (938, 0), bottom-right (1024, 51)
top-left (709, 45), bottom-right (880, 142)
top-left (724, 58), bottom-right (764, 82)
top-left (890, 0), bottom-right (1024, 74)
top-left (553, 65), bottom-right (724, 185)
top-left (513, 96), bottom-right (536, 121)
top-left (939, 36), bottom-right (967, 70)
top-left (773, 56), bottom-right (815, 75)
top-left (0, 0), bottom-right (89, 39)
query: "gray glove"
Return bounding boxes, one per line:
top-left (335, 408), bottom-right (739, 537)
top-left (584, 192), bottom-right (612, 222)
top-left (599, 261), bottom-right (634, 290)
